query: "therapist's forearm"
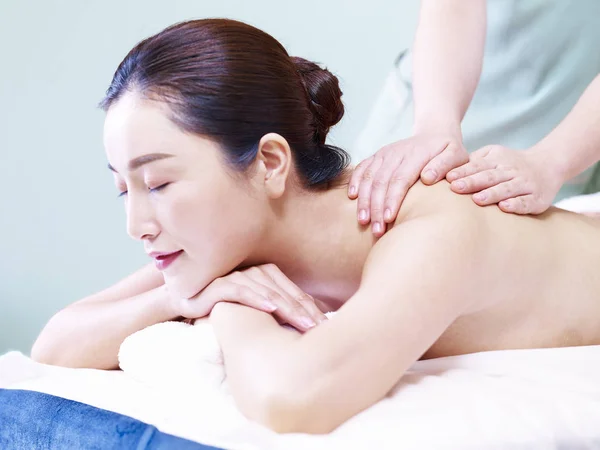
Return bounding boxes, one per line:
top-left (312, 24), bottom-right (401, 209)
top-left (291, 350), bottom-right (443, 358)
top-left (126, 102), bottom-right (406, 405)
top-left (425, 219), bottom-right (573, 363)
top-left (412, 0), bottom-right (486, 135)
top-left (532, 74), bottom-right (600, 181)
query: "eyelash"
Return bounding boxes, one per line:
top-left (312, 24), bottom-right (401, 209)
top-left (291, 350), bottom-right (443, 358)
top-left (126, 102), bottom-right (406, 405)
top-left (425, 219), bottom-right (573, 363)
top-left (117, 183), bottom-right (170, 198)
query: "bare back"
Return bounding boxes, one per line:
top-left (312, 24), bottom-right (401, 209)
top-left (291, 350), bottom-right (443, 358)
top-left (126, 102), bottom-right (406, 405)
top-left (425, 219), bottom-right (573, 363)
top-left (398, 181), bottom-right (600, 359)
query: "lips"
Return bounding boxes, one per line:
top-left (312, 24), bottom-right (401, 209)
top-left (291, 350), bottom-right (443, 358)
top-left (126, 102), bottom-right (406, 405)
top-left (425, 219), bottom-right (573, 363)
top-left (151, 250), bottom-right (183, 271)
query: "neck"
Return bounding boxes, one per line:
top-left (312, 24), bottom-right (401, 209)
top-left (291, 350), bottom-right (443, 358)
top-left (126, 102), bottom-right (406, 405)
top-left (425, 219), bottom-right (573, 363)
top-left (246, 177), bottom-right (377, 307)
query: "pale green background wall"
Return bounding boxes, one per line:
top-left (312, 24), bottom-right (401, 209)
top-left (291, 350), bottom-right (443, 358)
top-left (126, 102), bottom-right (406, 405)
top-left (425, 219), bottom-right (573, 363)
top-left (0, 0), bottom-right (419, 354)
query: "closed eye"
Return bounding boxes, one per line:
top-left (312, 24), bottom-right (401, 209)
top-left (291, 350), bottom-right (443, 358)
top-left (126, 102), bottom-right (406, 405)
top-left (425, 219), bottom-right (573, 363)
top-left (149, 183), bottom-right (170, 194)
top-left (117, 183), bottom-right (170, 198)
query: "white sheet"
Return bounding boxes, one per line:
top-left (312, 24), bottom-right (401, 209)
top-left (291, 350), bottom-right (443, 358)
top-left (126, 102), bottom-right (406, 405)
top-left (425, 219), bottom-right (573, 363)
top-left (3, 343), bottom-right (600, 449)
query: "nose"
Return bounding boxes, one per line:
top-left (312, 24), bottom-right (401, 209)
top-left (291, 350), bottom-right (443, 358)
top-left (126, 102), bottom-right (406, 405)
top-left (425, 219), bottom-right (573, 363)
top-left (126, 193), bottom-right (160, 241)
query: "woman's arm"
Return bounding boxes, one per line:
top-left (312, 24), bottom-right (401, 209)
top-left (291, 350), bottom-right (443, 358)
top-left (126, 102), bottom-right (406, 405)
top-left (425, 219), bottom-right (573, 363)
top-left (31, 263), bottom-right (177, 369)
top-left (211, 213), bottom-right (482, 434)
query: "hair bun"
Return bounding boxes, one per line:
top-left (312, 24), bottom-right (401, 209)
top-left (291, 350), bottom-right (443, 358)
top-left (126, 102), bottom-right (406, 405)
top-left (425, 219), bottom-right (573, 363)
top-left (291, 57), bottom-right (344, 144)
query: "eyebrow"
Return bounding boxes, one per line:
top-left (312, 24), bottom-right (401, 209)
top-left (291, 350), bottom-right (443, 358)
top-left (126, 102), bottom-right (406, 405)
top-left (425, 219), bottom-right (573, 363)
top-left (107, 153), bottom-right (175, 173)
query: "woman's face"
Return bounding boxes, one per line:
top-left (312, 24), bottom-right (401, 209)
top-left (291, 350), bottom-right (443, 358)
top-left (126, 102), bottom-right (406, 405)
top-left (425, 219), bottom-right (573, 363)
top-left (103, 93), bottom-right (266, 299)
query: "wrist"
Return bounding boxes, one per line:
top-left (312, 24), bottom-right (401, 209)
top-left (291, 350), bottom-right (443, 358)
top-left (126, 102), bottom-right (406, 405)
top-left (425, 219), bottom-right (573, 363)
top-left (413, 114), bottom-right (462, 140)
top-left (528, 140), bottom-right (570, 182)
top-left (159, 284), bottom-right (184, 321)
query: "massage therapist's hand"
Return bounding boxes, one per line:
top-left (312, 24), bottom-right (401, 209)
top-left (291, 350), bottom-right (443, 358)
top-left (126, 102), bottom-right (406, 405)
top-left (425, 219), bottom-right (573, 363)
top-left (348, 133), bottom-right (469, 237)
top-left (446, 145), bottom-right (563, 215)
top-left (171, 264), bottom-right (327, 332)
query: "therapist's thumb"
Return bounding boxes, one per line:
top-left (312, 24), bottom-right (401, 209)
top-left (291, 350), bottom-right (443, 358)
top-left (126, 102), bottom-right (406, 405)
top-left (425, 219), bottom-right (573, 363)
top-left (421, 143), bottom-right (469, 185)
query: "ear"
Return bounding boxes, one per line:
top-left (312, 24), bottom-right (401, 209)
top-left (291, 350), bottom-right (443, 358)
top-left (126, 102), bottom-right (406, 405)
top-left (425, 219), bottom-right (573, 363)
top-left (254, 133), bottom-right (292, 199)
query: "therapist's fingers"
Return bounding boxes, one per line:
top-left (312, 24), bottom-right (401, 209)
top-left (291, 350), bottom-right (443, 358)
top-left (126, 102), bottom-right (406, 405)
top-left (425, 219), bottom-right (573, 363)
top-left (356, 155), bottom-right (383, 226)
top-left (422, 142), bottom-right (469, 184)
top-left (446, 146), bottom-right (495, 182)
top-left (472, 179), bottom-right (530, 206)
top-left (498, 195), bottom-right (537, 215)
top-left (348, 156), bottom-right (373, 199)
top-left (382, 169), bottom-right (413, 225)
top-left (451, 169), bottom-right (514, 194)
top-left (369, 160), bottom-right (398, 236)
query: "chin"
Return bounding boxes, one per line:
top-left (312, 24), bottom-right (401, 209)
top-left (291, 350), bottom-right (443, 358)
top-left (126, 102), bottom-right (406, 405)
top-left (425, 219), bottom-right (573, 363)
top-left (164, 270), bottom-right (212, 300)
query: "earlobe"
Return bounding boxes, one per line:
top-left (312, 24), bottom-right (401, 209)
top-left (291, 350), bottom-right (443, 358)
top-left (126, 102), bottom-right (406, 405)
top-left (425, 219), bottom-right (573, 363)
top-left (256, 133), bottom-right (292, 199)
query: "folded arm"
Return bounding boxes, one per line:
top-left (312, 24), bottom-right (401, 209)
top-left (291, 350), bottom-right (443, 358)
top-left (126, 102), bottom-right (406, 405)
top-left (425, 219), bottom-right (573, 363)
top-left (211, 213), bottom-right (482, 434)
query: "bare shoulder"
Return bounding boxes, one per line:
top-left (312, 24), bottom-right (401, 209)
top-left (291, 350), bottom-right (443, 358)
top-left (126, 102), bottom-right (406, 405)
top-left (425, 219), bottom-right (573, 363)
top-left (394, 180), bottom-right (484, 224)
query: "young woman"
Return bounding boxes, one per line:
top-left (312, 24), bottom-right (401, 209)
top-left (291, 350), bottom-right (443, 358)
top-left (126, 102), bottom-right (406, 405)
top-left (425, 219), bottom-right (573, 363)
top-left (32, 19), bottom-right (600, 434)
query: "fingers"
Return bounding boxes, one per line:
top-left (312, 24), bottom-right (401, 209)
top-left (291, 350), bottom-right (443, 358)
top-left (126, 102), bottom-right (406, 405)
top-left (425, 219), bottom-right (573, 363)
top-left (446, 146), bottom-right (494, 182)
top-left (356, 155), bottom-right (383, 226)
top-left (450, 169), bottom-right (514, 194)
top-left (348, 157), bottom-right (372, 199)
top-left (471, 179), bottom-right (530, 206)
top-left (499, 195), bottom-right (546, 215)
top-left (190, 278), bottom-right (275, 318)
top-left (422, 143), bottom-right (469, 184)
top-left (368, 163), bottom-right (396, 237)
top-left (447, 160), bottom-right (487, 182)
top-left (259, 265), bottom-right (328, 325)
top-left (382, 171), bottom-right (412, 225)
top-left (232, 275), bottom-right (316, 332)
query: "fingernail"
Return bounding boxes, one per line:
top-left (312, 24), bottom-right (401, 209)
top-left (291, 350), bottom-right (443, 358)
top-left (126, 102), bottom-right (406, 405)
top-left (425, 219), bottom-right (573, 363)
top-left (424, 170), bottom-right (437, 182)
top-left (349, 186), bottom-right (357, 196)
top-left (474, 192), bottom-right (486, 202)
top-left (454, 180), bottom-right (465, 191)
top-left (500, 200), bottom-right (510, 209)
top-left (373, 222), bottom-right (382, 234)
top-left (447, 172), bottom-right (457, 181)
top-left (359, 210), bottom-right (367, 221)
top-left (384, 209), bottom-right (392, 221)
top-left (263, 301), bottom-right (277, 311)
top-left (301, 317), bottom-right (316, 328)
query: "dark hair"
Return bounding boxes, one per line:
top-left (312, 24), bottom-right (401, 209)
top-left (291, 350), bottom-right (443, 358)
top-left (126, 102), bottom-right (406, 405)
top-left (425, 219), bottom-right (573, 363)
top-left (100, 19), bottom-right (350, 188)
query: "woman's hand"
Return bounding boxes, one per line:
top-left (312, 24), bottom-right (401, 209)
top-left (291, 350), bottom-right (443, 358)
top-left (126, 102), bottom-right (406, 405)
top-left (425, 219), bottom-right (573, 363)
top-left (348, 133), bottom-right (468, 237)
top-left (170, 264), bottom-right (327, 332)
top-left (446, 145), bottom-right (564, 214)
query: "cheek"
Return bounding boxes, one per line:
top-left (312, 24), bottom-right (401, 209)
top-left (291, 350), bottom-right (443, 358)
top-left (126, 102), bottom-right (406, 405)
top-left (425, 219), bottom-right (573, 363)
top-left (160, 179), bottom-right (262, 298)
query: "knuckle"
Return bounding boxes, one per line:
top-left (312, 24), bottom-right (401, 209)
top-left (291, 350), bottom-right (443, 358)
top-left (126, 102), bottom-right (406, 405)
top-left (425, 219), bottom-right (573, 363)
top-left (355, 159), bottom-right (370, 170)
top-left (262, 263), bottom-right (278, 273)
top-left (362, 170), bottom-right (375, 181)
top-left (295, 293), bottom-right (313, 304)
top-left (245, 266), bottom-right (261, 276)
top-left (264, 291), bottom-right (280, 304)
top-left (292, 302), bottom-right (307, 314)
top-left (371, 178), bottom-right (387, 190)
top-left (390, 175), bottom-right (409, 189)
top-left (212, 276), bottom-right (227, 288)
top-left (229, 284), bottom-right (245, 299)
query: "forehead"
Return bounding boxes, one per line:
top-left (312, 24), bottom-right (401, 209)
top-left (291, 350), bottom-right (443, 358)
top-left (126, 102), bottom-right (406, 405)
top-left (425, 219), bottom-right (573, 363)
top-left (103, 94), bottom-right (179, 158)
top-left (103, 93), bottom-right (220, 174)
